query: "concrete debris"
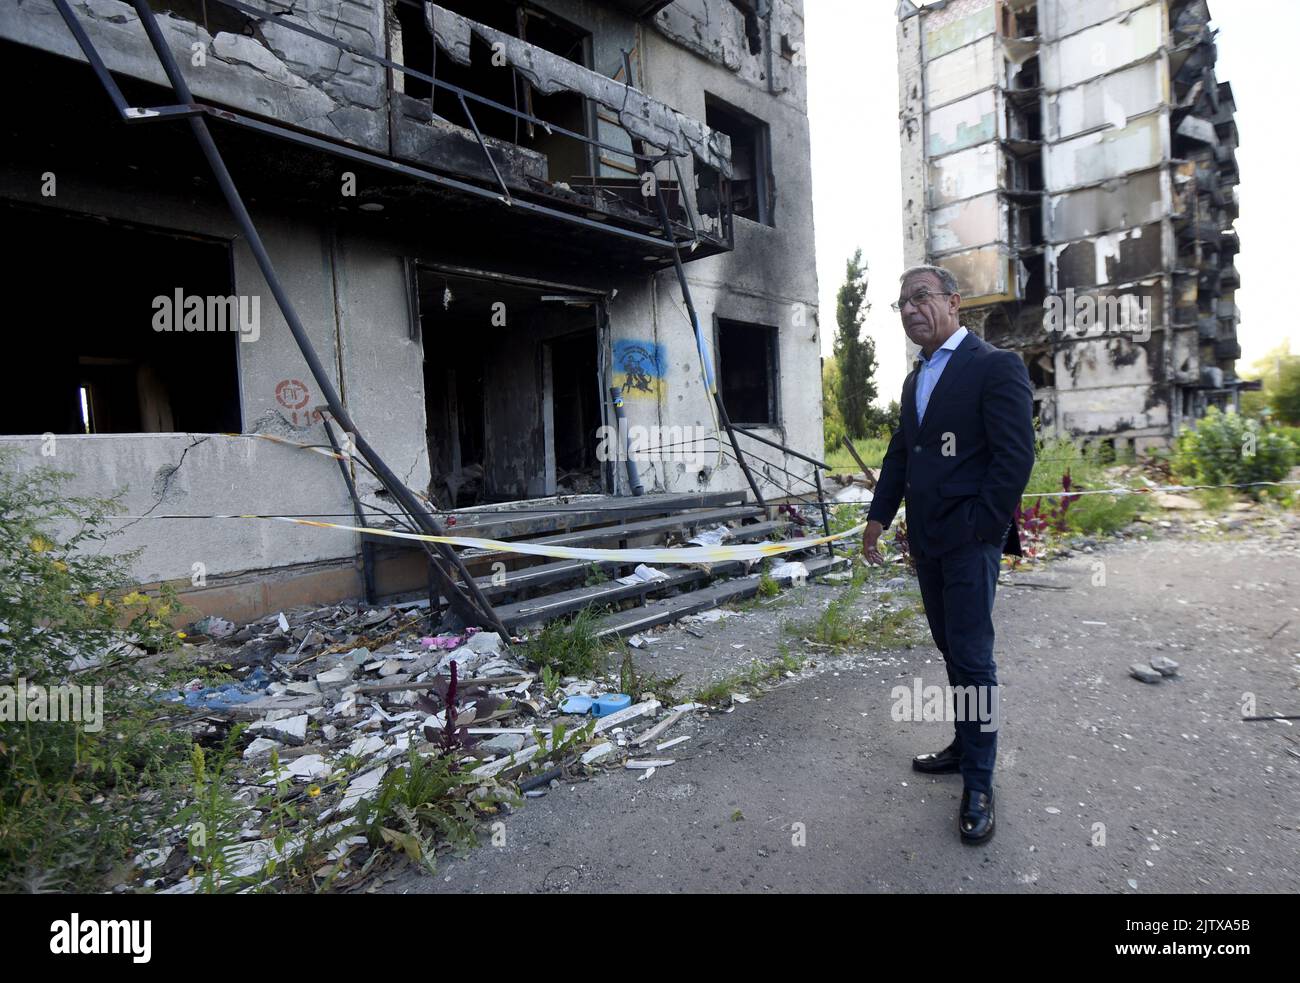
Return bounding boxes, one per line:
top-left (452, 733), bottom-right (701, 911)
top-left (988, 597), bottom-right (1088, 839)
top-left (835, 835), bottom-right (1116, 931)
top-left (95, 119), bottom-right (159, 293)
top-left (625, 759), bottom-right (675, 769)
top-left (580, 742), bottom-right (615, 765)
top-left (681, 608), bottom-right (738, 625)
top-left (1129, 664), bottom-right (1163, 684)
top-left (133, 596), bottom-right (708, 891)
top-left (250, 713), bottom-right (309, 745)
top-left (770, 560), bottom-right (809, 582)
top-left (1149, 656), bottom-right (1180, 677)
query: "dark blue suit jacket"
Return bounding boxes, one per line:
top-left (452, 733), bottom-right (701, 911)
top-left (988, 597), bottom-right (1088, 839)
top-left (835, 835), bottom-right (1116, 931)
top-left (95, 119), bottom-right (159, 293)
top-left (867, 331), bottom-right (1036, 559)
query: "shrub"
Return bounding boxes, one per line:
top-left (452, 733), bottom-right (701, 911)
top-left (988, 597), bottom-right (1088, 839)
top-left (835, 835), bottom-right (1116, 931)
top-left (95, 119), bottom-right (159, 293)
top-left (0, 452), bottom-right (188, 891)
top-left (1174, 407), bottom-right (1296, 498)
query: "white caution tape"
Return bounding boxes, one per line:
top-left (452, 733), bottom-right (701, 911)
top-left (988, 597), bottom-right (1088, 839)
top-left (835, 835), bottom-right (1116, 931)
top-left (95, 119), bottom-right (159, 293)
top-left (248, 515), bottom-right (868, 565)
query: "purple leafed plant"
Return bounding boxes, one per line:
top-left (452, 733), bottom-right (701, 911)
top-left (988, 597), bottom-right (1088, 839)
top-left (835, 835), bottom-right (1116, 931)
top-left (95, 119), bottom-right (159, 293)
top-left (1012, 469), bottom-right (1080, 563)
top-left (418, 659), bottom-right (490, 761)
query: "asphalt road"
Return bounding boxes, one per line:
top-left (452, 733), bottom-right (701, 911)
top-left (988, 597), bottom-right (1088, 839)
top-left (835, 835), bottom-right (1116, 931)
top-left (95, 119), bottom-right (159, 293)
top-left (386, 519), bottom-right (1300, 894)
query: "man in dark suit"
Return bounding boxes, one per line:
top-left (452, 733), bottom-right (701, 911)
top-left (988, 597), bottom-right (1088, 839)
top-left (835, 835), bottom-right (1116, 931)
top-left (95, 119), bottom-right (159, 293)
top-left (863, 264), bottom-right (1035, 845)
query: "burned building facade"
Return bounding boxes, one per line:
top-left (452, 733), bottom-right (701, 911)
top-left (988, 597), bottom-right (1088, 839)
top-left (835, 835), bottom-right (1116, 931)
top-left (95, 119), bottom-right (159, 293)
top-left (896, 0), bottom-right (1241, 451)
top-left (0, 0), bottom-right (818, 617)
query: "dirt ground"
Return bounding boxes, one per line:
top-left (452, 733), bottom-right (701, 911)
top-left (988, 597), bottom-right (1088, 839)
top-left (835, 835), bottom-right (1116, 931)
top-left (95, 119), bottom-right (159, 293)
top-left (382, 505), bottom-right (1300, 894)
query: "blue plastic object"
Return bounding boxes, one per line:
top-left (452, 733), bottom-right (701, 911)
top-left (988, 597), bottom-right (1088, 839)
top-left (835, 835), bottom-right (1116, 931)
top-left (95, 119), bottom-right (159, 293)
top-left (591, 693), bottom-right (632, 717)
top-left (559, 695), bottom-right (594, 714)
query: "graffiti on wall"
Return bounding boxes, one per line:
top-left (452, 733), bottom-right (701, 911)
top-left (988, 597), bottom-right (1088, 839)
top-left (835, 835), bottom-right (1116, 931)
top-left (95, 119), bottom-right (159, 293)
top-left (613, 340), bottom-right (667, 399)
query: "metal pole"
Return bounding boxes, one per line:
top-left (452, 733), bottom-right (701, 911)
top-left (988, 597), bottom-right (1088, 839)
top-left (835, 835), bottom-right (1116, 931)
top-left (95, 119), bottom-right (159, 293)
top-left (128, 0), bottom-right (508, 636)
top-left (645, 167), bottom-right (767, 508)
top-left (322, 418), bottom-right (376, 605)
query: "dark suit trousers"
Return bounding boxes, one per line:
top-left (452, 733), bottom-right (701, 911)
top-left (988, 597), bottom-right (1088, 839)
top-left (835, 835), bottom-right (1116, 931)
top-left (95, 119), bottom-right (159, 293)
top-left (913, 541), bottom-right (1002, 795)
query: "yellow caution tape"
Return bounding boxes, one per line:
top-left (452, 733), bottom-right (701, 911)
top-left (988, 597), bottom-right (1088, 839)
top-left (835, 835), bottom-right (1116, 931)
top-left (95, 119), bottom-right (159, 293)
top-left (249, 514), bottom-right (868, 565)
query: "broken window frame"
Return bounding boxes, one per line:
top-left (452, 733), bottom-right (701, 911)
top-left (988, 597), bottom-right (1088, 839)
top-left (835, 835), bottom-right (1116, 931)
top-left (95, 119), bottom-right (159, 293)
top-left (714, 316), bottom-right (780, 428)
top-left (703, 94), bottom-right (774, 228)
top-left (2, 200), bottom-right (244, 438)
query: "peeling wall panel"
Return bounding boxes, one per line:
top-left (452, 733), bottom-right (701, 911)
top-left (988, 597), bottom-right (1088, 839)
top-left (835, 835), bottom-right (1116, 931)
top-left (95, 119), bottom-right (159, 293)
top-left (929, 142), bottom-right (1001, 206)
top-left (929, 191), bottom-right (1002, 254)
top-left (1053, 222), bottom-right (1164, 289)
top-left (923, 0), bottom-right (996, 60)
top-left (1041, 2), bottom-right (1163, 91)
top-left (1049, 59), bottom-right (1167, 142)
top-left (1043, 113), bottom-right (1166, 191)
top-left (1047, 167), bottom-right (1166, 241)
top-left (1039, 0), bottom-right (1155, 41)
top-left (924, 34), bottom-right (997, 108)
top-left (928, 89), bottom-right (999, 156)
top-left (942, 245), bottom-right (1010, 302)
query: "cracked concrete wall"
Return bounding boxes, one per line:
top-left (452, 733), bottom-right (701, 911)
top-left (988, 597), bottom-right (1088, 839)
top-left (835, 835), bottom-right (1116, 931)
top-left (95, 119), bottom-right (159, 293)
top-left (650, 0), bottom-right (807, 107)
top-left (628, 0), bottom-right (821, 498)
top-left (2, 0), bottom-right (389, 150)
top-left (0, 162), bottom-right (432, 586)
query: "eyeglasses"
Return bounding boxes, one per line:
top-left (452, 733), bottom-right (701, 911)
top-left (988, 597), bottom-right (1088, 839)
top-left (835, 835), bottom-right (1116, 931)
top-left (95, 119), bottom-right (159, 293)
top-left (891, 289), bottom-right (953, 312)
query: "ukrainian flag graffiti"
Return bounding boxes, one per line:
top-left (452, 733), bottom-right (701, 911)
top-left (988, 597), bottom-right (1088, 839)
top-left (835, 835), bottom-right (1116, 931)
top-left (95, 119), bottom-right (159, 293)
top-left (613, 339), bottom-right (668, 400)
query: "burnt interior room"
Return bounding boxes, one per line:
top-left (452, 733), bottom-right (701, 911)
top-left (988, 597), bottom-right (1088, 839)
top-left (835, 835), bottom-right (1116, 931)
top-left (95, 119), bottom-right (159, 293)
top-left (702, 96), bottom-right (772, 226)
top-left (0, 202), bottom-right (241, 437)
top-left (717, 318), bottom-right (778, 426)
top-left (418, 269), bottom-right (603, 507)
top-left (394, 0), bottom-right (594, 182)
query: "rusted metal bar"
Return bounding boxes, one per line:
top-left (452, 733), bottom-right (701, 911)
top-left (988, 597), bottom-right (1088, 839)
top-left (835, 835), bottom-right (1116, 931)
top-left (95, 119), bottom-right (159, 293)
top-left (457, 91), bottom-right (513, 205)
top-left (112, 0), bottom-right (509, 636)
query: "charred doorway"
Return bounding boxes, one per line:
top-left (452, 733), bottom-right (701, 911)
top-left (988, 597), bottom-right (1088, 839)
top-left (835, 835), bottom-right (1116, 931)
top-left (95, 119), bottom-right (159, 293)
top-left (416, 267), bottom-right (606, 506)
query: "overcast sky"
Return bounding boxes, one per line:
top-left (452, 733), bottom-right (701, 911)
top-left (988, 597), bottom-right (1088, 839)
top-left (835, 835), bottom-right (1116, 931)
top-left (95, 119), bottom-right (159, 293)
top-left (804, 0), bottom-right (1299, 405)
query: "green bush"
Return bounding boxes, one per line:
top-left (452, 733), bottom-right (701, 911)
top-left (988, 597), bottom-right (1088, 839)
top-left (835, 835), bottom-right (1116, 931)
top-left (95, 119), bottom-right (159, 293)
top-left (1174, 407), bottom-right (1296, 497)
top-left (0, 452), bottom-right (188, 891)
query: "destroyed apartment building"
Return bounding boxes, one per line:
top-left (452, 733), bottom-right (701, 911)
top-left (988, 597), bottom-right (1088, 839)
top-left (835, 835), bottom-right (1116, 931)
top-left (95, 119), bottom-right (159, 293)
top-left (0, 0), bottom-right (827, 627)
top-left (896, 0), bottom-right (1243, 451)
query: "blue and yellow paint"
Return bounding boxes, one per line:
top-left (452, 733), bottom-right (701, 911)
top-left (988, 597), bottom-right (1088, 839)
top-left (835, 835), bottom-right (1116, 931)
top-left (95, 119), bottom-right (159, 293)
top-left (613, 339), bottom-right (668, 400)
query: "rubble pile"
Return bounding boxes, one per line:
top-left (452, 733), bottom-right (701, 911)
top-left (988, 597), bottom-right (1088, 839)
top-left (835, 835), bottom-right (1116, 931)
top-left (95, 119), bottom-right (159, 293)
top-left (136, 601), bottom-right (704, 892)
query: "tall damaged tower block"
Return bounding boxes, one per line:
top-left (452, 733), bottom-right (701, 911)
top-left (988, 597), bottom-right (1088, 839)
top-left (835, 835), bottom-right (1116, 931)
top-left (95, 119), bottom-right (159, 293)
top-left (897, 0), bottom-right (1241, 452)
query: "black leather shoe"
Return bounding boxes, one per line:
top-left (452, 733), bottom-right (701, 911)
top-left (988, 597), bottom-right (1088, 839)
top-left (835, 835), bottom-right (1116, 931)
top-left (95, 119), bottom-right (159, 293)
top-left (912, 741), bottom-right (962, 774)
top-left (959, 788), bottom-right (995, 845)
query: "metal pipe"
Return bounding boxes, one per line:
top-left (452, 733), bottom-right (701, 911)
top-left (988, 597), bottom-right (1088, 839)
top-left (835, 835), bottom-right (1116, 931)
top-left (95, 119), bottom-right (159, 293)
top-left (628, 88), bottom-right (766, 507)
top-left (322, 417), bottom-right (376, 605)
top-left (52, 0), bottom-right (129, 116)
top-left (457, 91), bottom-right (512, 205)
top-left (200, 106), bottom-right (692, 253)
top-left (813, 468), bottom-right (833, 558)
top-left (609, 387), bottom-right (644, 496)
top-left (732, 424), bottom-right (831, 470)
top-left (127, 0), bottom-right (508, 636)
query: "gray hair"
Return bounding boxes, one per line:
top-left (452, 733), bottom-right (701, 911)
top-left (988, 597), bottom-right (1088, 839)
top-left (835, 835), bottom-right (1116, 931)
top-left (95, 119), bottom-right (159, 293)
top-left (900, 264), bottom-right (960, 294)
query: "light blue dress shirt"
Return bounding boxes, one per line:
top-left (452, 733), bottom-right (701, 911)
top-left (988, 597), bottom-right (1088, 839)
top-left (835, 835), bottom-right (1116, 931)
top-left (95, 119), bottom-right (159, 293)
top-left (915, 326), bottom-right (968, 426)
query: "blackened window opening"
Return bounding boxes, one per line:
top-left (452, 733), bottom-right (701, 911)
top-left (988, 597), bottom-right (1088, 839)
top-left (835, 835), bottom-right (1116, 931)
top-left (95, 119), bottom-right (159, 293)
top-left (718, 319), bottom-right (778, 426)
top-left (2, 204), bottom-right (242, 436)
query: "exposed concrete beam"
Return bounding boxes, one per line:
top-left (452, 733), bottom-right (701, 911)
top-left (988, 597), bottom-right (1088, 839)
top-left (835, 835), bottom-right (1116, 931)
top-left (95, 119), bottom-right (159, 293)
top-left (426, 3), bottom-right (732, 178)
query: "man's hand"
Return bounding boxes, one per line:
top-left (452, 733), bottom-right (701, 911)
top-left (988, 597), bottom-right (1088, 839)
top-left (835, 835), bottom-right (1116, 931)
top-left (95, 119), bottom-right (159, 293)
top-left (862, 519), bottom-right (885, 566)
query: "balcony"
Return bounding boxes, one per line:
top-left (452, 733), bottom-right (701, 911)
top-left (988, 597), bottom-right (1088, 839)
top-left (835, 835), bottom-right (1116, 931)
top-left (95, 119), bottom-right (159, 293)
top-left (9, 0), bottom-right (734, 278)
